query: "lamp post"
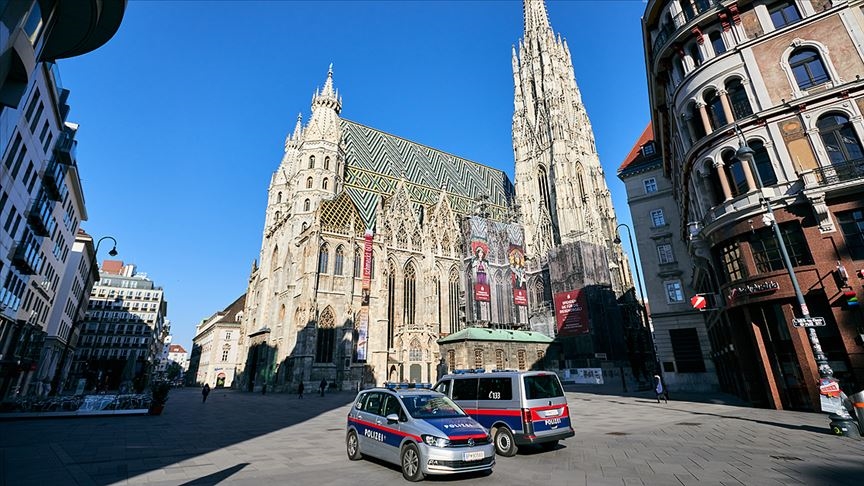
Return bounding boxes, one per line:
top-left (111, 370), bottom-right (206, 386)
top-left (734, 126), bottom-right (851, 422)
top-left (50, 235), bottom-right (118, 395)
top-left (614, 223), bottom-right (656, 385)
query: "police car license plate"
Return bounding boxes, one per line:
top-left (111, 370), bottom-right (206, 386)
top-left (463, 451), bottom-right (484, 461)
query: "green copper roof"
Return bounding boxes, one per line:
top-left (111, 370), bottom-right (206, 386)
top-left (438, 327), bottom-right (553, 344)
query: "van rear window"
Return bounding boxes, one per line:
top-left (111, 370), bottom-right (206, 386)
top-left (523, 374), bottom-right (564, 399)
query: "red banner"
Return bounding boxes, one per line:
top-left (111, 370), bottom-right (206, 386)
top-left (553, 289), bottom-right (589, 336)
top-left (474, 283), bottom-right (491, 302)
top-left (362, 230), bottom-right (373, 296)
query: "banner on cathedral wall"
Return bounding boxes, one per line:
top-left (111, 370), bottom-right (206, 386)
top-left (553, 289), bottom-right (589, 336)
top-left (509, 245), bottom-right (528, 306)
top-left (355, 307), bottom-right (369, 362)
top-left (361, 230), bottom-right (374, 304)
top-left (469, 240), bottom-right (491, 302)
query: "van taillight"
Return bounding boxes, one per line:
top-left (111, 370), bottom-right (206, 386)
top-left (522, 408), bottom-right (532, 424)
top-left (564, 404), bottom-right (570, 418)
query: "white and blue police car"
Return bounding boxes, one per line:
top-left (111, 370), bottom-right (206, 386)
top-left (346, 383), bottom-right (495, 481)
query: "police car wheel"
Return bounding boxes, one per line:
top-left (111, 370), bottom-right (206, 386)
top-left (401, 443), bottom-right (425, 482)
top-left (346, 430), bottom-right (362, 461)
top-left (493, 427), bottom-right (517, 457)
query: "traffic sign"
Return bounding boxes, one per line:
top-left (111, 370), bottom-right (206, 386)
top-left (792, 317), bottom-right (826, 327)
top-left (690, 294), bottom-right (707, 311)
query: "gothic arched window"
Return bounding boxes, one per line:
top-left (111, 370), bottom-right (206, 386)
top-left (538, 166), bottom-right (552, 216)
top-left (315, 307), bottom-right (336, 363)
top-left (318, 243), bottom-right (329, 274)
top-left (308, 155), bottom-right (315, 169)
top-left (303, 199), bottom-right (310, 212)
top-left (517, 349), bottom-right (527, 370)
top-left (306, 177), bottom-right (313, 189)
top-left (322, 178), bottom-right (329, 190)
top-left (334, 245), bottom-right (344, 276)
top-left (324, 156), bottom-right (330, 170)
top-left (277, 191), bottom-right (282, 203)
top-left (270, 246), bottom-right (279, 275)
top-left (409, 339), bottom-right (422, 361)
top-left (353, 246), bottom-right (362, 277)
top-left (448, 267), bottom-right (460, 334)
top-left (495, 349), bottom-right (505, 371)
top-left (403, 262), bottom-right (417, 327)
top-left (817, 113), bottom-right (864, 165)
top-left (447, 349), bottom-right (456, 371)
top-left (789, 48), bottom-right (829, 90)
top-left (530, 278), bottom-right (544, 310)
top-left (387, 259), bottom-right (397, 349)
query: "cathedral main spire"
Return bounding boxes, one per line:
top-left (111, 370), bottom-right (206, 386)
top-left (312, 63), bottom-right (342, 114)
top-left (523, 0), bottom-right (551, 35)
top-left (511, 0), bottom-right (630, 294)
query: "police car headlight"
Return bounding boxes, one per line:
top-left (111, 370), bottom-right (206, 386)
top-left (421, 434), bottom-right (450, 448)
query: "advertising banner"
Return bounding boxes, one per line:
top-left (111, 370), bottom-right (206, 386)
top-left (361, 229), bottom-right (374, 305)
top-left (509, 245), bottom-right (527, 306)
top-left (355, 307), bottom-right (369, 362)
top-left (553, 289), bottom-right (589, 336)
top-left (470, 240), bottom-right (491, 302)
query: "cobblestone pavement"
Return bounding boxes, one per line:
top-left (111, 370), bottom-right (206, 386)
top-left (2, 386), bottom-right (864, 485)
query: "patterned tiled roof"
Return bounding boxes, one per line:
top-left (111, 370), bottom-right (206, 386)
top-left (341, 119), bottom-right (514, 228)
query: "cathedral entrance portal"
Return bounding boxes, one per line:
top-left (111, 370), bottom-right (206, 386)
top-left (409, 364), bottom-right (421, 383)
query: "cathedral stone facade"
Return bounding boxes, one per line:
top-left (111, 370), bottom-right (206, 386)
top-left (235, 0), bottom-right (635, 392)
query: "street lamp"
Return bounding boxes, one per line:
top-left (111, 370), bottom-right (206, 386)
top-left (95, 236), bottom-right (118, 257)
top-left (614, 223), bottom-right (648, 328)
top-left (50, 235), bottom-right (118, 395)
top-left (614, 223), bottom-right (656, 386)
top-left (734, 125), bottom-right (851, 423)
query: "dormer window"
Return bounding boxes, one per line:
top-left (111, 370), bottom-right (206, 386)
top-left (642, 142), bottom-right (656, 157)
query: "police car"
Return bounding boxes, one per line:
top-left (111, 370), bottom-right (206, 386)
top-left (435, 370), bottom-right (574, 456)
top-left (346, 383), bottom-right (495, 481)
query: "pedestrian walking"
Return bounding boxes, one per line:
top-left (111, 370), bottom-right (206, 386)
top-left (319, 378), bottom-right (327, 397)
top-left (202, 383), bottom-right (211, 403)
top-left (298, 381), bottom-right (304, 399)
top-left (654, 375), bottom-right (667, 404)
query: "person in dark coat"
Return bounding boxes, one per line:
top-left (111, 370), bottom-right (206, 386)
top-left (319, 378), bottom-right (327, 397)
top-left (202, 383), bottom-right (211, 403)
top-left (298, 381), bottom-right (304, 399)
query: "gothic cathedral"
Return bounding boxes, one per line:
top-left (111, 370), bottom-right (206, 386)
top-left (236, 0), bottom-right (633, 391)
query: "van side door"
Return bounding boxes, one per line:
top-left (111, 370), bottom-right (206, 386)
top-left (476, 376), bottom-right (520, 432)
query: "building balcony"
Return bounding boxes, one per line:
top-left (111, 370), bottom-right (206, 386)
top-left (25, 194), bottom-right (56, 237)
top-left (41, 159), bottom-right (67, 201)
top-left (9, 238), bottom-right (43, 275)
top-left (53, 131), bottom-right (77, 164)
top-left (811, 158), bottom-right (864, 186)
top-left (651, 0), bottom-right (726, 61)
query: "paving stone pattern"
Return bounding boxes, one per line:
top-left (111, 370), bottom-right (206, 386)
top-left (1, 386), bottom-right (863, 485)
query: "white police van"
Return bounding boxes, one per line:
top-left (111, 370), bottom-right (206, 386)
top-left (434, 369), bottom-right (574, 456)
top-left (346, 383), bottom-right (495, 481)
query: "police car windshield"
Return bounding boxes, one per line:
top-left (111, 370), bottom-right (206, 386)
top-left (402, 394), bottom-right (466, 419)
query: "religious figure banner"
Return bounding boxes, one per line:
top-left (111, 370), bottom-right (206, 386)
top-left (509, 245), bottom-right (527, 306)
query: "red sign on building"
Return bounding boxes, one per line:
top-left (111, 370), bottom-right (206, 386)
top-left (553, 289), bottom-right (589, 336)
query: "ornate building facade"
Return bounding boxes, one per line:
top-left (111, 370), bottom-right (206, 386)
top-left (642, 0), bottom-right (864, 409)
top-left (236, 0), bottom-right (635, 391)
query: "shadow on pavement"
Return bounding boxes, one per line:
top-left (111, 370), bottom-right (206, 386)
top-left (0, 388), bottom-right (355, 485)
top-left (180, 462), bottom-right (249, 485)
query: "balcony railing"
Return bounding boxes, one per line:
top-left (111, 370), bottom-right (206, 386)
top-left (26, 194), bottom-right (56, 237)
top-left (41, 159), bottom-right (67, 201)
top-left (53, 131), bottom-right (77, 164)
top-left (652, 0), bottom-right (724, 57)
top-left (812, 158), bottom-right (864, 185)
top-left (10, 238), bottom-right (43, 275)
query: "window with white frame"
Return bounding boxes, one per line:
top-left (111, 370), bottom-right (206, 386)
top-left (643, 178), bottom-right (658, 194)
top-left (651, 209), bottom-right (666, 227)
top-left (657, 243), bottom-right (675, 264)
top-left (664, 280), bottom-right (685, 303)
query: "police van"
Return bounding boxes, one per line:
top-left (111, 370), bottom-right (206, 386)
top-left (346, 383), bottom-right (495, 481)
top-left (434, 370), bottom-right (574, 456)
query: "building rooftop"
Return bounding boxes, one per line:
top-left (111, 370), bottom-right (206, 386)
top-left (438, 327), bottom-right (553, 344)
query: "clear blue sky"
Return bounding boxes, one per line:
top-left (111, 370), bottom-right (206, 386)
top-left (56, 0), bottom-right (651, 352)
